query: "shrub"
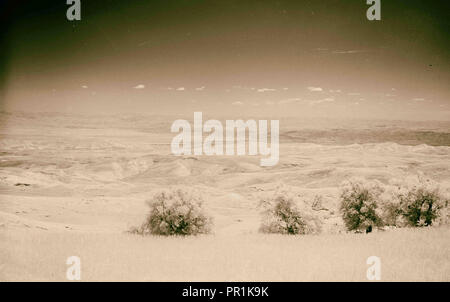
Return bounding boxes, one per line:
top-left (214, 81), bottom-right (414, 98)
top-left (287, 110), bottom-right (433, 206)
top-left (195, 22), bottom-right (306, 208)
top-left (379, 198), bottom-right (404, 227)
top-left (339, 178), bottom-right (383, 232)
top-left (133, 187), bottom-right (212, 236)
top-left (259, 187), bottom-right (321, 235)
top-left (385, 176), bottom-right (446, 227)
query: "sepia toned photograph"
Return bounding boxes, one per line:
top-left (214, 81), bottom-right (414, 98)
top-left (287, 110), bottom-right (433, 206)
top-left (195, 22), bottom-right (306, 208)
top-left (1, 0), bottom-right (449, 285)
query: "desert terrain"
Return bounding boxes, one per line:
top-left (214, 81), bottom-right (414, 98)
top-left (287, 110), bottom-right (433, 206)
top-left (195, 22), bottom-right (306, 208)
top-left (1, 112), bottom-right (449, 281)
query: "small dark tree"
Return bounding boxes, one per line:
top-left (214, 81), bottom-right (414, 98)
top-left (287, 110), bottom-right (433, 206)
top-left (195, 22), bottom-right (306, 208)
top-left (382, 176), bottom-right (447, 228)
top-left (339, 179), bottom-right (383, 233)
top-left (397, 181), bottom-right (444, 227)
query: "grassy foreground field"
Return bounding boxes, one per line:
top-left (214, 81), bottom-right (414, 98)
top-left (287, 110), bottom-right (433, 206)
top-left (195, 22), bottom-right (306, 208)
top-left (1, 226), bottom-right (449, 282)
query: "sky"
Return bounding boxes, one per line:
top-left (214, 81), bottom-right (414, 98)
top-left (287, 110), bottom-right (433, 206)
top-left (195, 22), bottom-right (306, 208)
top-left (1, 0), bottom-right (449, 120)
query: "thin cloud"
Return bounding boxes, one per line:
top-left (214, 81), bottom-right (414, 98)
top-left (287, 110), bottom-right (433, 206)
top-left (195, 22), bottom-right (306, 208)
top-left (232, 101), bottom-right (244, 106)
top-left (138, 40), bottom-right (151, 47)
top-left (195, 86), bottom-right (205, 91)
top-left (332, 50), bottom-right (368, 54)
top-left (307, 86), bottom-right (323, 92)
top-left (176, 87), bottom-right (185, 91)
top-left (309, 97), bottom-right (335, 105)
top-left (257, 88), bottom-right (276, 92)
top-left (133, 84), bottom-right (145, 89)
top-left (81, 85), bottom-right (88, 89)
top-left (278, 98), bottom-right (302, 104)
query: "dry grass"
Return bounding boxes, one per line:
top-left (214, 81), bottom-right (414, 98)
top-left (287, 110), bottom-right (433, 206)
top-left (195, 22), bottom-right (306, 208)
top-left (2, 226), bottom-right (449, 282)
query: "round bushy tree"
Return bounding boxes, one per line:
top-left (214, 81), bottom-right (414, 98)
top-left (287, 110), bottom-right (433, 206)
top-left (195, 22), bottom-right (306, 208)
top-left (388, 176), bottom-right (446, 227)
top-left (259, 188), bottom-right (321, 235)
top-left (135, 187), bottom-right (212, 236)
top-left (339, 178), bottom-right (383, 233)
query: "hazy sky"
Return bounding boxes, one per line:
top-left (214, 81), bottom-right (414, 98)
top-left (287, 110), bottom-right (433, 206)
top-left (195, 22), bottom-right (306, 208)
top-left (1, 0), bottom-right (449, 120)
